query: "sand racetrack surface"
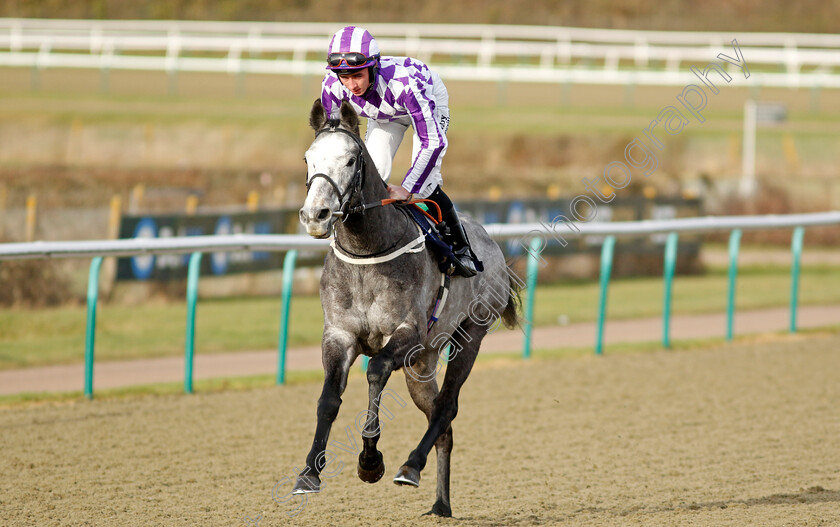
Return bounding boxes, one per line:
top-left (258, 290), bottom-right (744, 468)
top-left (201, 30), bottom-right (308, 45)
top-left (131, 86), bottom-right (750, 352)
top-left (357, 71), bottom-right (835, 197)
top-left (2, 333), bottom-right (840, 526)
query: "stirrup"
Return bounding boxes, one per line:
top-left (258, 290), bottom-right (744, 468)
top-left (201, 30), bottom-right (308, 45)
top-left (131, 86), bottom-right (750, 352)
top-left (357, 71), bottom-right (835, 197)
top-left (452, 247), bottom-right (478, 277)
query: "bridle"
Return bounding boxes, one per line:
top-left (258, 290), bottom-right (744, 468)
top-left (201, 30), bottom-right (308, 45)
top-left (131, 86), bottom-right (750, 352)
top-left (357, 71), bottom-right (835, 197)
top-left (302, 121), bottom-right (452, 321)
top-left (305, 124), bottom-right (367, 221)
top-left (304, 123), bottom-right (444, 224)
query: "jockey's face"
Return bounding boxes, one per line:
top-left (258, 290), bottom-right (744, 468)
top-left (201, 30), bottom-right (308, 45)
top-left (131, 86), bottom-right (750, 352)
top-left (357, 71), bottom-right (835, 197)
top-left (338, 70), bottom-right (370, 96)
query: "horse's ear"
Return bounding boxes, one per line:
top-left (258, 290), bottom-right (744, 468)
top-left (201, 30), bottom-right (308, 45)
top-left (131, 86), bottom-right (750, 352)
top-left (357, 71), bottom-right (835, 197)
top-left (309, 99), bottom-right (327, 132)
top-left (339, 100), bottom-right (360, 136)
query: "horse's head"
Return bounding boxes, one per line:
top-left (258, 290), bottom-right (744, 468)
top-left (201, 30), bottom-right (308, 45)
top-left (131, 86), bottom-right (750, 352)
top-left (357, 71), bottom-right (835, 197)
top-left (299, 99), bottom-right (364, 238)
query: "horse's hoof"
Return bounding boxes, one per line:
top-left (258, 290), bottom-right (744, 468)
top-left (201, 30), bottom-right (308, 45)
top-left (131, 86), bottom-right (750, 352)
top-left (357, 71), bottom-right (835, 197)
top-left (357, 451), bottom-right (385, 484)
top-left (422, 500), bottom-right (452, 517)
top-left (291, 474), bottom-right (321, 494)
top-left (393, 465), bottom-right (421, 487)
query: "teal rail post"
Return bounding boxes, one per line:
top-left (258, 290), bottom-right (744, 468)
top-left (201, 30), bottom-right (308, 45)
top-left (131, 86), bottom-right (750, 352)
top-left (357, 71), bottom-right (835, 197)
top-left (84, 257), bottom-right (104, 399)
top-left (595, 236), bottom-right (616, 355)
top-left (662, 232), bottom-right (679, 348)
top-left (277, 250), bottom-right (298, 385)
top-left (726, 229), bottom-right (742, 341)
top-left (184, 252), bottom-right (203, 394)
top-left (789, 227), bottom-right (805, 333)
top-left (361, 355), bottom-right (369, 372)
top-left (522, 237), bottom-right (542, 359)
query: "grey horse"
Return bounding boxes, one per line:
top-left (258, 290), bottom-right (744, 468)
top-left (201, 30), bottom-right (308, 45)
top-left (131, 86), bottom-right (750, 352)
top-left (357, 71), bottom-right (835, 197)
top-left (294, 99), bottom-right (520, 517)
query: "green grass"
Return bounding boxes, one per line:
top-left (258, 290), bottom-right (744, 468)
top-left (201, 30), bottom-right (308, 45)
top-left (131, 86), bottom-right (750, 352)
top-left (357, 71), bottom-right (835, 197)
top-left (529, 263), bottom-right (840, 326)
top-left (3, 69), bottom-right (840, 135)
top-left (2, 262), bottom-right (839, 370)
top-left (0, 294), bottom-right (323, 369)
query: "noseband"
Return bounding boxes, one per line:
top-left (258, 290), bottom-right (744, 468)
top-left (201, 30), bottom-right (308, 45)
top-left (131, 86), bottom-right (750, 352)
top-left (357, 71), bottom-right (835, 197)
top-left (305, 124), bottom-right (366, 220)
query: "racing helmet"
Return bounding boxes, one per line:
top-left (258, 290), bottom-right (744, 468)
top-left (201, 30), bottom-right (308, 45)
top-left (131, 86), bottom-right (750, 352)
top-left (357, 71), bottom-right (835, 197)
top-left (326, 26), bottom-right (380, 75)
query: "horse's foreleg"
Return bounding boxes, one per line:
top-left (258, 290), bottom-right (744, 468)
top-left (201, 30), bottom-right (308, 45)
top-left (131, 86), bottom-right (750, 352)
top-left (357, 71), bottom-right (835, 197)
top-left (357, 328), bottom-right (419, 484)
top-left (356, 353), bottom-right (392, 483)
top-left (293, 339), bottom-right (353, 494)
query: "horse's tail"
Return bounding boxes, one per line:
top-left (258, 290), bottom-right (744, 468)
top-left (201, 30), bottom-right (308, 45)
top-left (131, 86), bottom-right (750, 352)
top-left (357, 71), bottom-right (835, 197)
top-left (501, 264), bottom-right (522, 330)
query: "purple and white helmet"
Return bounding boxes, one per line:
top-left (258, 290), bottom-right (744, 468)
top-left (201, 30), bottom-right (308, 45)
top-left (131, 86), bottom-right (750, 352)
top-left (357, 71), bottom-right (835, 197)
top-left (326, 26), bottom-right (380, 74)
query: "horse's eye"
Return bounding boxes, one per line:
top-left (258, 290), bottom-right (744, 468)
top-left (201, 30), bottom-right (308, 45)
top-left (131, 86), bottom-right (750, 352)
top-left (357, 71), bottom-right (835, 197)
top-left (346, 158), bottom-right (355, 167)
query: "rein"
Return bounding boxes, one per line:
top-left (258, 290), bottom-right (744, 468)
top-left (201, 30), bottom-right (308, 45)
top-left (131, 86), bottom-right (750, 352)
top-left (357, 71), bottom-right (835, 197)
top-left (333, 206), bottom-right (413, 259)
top-left (346, 197), bottom-right (443, 225)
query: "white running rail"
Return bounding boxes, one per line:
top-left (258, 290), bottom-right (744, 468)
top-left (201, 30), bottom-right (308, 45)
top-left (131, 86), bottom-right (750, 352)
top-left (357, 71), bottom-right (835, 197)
top-left (1, 19), bottom-right (839, 88)
top-left (1, 212), bottom-right (838, 261)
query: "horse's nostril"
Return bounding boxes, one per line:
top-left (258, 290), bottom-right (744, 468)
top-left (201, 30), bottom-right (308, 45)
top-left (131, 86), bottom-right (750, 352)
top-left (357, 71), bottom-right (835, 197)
top-left (298, 209), bottom-right (308, 223)
top-left (316, 208), bottom-right (331, 221)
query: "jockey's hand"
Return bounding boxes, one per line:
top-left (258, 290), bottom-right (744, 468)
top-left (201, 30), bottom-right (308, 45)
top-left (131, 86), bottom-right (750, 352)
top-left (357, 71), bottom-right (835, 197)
top-left (387, 184), bottom-right (412, 201)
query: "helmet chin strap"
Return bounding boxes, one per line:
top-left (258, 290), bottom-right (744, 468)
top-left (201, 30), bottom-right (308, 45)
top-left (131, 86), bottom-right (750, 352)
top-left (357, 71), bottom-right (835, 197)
top-left (364, 58), bottom-right (379, 96)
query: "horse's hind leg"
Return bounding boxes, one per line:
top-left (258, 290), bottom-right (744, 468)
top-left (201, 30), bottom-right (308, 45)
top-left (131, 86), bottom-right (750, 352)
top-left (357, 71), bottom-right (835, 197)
top-left (425, 426), bottom-right (453, 517)
top-left (398, 347), bottom-right (454, 518)
top-left (395, 321), bottom-right (485, 517)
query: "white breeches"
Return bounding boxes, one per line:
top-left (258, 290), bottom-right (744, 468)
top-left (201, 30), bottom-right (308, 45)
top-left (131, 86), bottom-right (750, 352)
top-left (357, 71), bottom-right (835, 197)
top-left (364, 73), bottom-right (449, 199)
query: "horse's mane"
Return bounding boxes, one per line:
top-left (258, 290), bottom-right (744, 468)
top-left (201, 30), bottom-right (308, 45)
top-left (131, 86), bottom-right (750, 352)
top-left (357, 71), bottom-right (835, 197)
top-left (314, 115), bottom-right (386, 198)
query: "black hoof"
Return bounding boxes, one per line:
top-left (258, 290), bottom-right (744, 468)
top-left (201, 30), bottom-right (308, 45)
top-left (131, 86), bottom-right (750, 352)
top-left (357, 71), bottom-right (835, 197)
top-left (393, 465), bottom-right (421, 487)
top-left (357, 451), bottom-right (385, 484)
top-left (423, 500), bottom-right (452, 517)
top-left (291, 474), bottom-right (320, 495)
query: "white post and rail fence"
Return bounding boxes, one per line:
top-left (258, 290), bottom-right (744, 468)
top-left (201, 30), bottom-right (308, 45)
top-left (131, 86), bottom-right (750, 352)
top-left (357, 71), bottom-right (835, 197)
top-left (2, 19), bottom-right (840, 90)
top-left (1, 211), bottom-right (838, 398)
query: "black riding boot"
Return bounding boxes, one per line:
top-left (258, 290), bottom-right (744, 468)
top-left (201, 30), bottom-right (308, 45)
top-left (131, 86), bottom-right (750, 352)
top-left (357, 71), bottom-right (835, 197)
top-left (428, 187), bottom-right (480, 277)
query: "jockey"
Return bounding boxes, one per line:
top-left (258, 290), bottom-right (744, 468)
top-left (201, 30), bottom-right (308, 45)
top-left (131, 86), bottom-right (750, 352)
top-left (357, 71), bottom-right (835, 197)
top-left (320, 25), bottom-right (479, 278)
